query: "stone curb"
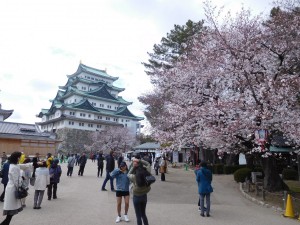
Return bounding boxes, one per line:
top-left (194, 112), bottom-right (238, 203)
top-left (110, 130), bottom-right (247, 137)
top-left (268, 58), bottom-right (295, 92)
top-left (239, 183), bottom-right (284, 213)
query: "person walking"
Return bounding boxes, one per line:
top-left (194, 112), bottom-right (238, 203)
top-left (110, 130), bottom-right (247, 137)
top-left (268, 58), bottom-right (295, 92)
top-left (47, 159), bottom-right (62, 200)
top-left (0, 151), bottom-right (32, 225)
top-left (78, 152), bottom-right (87, 176)
top-left (33, 161), bottom-right (50, 209)
top-left (110, 161), bottom-right (130, 223)
top-left (67, 154), bottom-right (75, 177)
top-left (128, 158), bottom-right (151, 225)
top-left (153, 159), bottom-right (159, 176)
top-left (195, 161), bottom-right (213, 217)
top-left (1, 152), bottom-right (7, 167)
top-left (101, 150), bottom-right (115, 191)
top-left (97, 151), bottom-right (104, 177)
top-left (0, 158), bottom-right (10, 202)
top-left (159, 156), bottom-right (167, 181)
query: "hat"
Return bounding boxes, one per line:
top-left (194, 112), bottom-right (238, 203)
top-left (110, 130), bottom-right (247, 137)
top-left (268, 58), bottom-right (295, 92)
top-left (119, 161), bottom-right (127, 167)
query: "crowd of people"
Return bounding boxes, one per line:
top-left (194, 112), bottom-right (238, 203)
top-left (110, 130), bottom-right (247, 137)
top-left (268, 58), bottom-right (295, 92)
top-left (0, 150), bottom-right (213, 225)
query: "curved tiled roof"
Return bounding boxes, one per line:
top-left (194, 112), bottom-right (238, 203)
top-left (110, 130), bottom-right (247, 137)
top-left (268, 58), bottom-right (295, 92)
top-left (88, 85), bottom-right (117, 101)
top-left (67, 63), bottom-right (118, 81)
top-left (72, 99), bottom-right (99, 112)
top-left (0, 109), bottom-right (13, 121)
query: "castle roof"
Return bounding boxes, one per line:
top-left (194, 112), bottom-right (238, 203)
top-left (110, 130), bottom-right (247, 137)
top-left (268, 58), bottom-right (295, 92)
top-left (0, 109), bottom-right (13, 121)
top-left (59, 77), bottom-right (125, 92)
top-left (67, 63), bottom-right (118, 81)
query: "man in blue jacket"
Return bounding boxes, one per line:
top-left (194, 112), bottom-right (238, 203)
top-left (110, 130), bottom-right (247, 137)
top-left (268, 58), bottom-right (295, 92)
top-left (196, 161), bottom-right (213, 217)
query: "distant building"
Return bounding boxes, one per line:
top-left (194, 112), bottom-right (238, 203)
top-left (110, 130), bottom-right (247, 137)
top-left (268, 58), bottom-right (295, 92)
top-left (37, 63), bottom-right (143, 134)
top-left (0, 104), bottom-right (58, 157)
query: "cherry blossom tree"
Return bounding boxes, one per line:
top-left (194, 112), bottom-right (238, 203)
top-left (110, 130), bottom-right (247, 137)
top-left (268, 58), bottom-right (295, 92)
top-left (140, 0), bottom-right (300, 191)
top-left (86, 127), bottom-right (137, 154)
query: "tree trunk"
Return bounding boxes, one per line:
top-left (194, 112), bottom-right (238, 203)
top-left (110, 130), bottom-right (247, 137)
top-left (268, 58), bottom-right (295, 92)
top-left (225, 153), bottom-right (238, 166)
top-left (245, 154), bottom-right (254, 170)
top-left (261, 156), bottom-right (288, 192)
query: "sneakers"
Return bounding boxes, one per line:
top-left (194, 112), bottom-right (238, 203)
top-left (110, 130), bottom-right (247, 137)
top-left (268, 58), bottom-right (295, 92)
top-left (115, 216), bottom-right (122, 223)
top-left (124, 215), bottom-right (129, 222)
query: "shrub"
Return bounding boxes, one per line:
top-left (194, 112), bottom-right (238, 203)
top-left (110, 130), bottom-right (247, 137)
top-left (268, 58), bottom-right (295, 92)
top-left (282, 168), bottom-right (298, 180)
top-left (224, 165), bottom-right (246, 174)
top-left (234, 168), bottom-right (252, 183)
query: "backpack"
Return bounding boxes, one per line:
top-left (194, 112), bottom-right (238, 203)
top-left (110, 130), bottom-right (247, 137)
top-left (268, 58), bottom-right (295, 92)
top-left (136, 166), bottom-right (156, 187)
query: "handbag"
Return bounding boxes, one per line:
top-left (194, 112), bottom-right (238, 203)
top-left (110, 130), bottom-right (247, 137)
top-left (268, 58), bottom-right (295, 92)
top-left (30, 177), bottom-right (36, 186)
top-left (145, 175), bottom-right (156, 186)
top-left (15, 177), bottom-right (28, 199)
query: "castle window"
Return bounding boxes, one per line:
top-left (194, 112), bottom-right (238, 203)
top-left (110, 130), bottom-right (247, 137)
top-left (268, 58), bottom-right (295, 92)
top-left (107, 105), bottom-right (111, 109)
top-left (88, 124), bottom-right (93, 127)
top-left (97, 125), bottom-right (102, 128)
top-left (79, 123), bottom-right (84, 127)
top-left (106, 117), bottom-right (110, 121)
top-left (97, 116), bottom-right (102, 119)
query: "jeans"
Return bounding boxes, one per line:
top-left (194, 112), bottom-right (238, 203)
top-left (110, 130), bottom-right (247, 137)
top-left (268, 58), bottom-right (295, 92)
top-left (34, 190), bottom-right (45, 207)
top-left (101, 171), bottom-right (114, 190)
top-left (133, 194), bottom-right (148, 225)
top-left (200, 193), bottom-right (211, 215)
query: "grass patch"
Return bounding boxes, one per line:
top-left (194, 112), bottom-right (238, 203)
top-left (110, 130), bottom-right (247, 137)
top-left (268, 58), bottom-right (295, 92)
top-left (284, 180), bottom-right (300, 193)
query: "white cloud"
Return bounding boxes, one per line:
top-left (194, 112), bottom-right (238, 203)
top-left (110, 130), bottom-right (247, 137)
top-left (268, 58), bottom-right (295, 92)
top-left (0, 0), bottom-right (272, 126)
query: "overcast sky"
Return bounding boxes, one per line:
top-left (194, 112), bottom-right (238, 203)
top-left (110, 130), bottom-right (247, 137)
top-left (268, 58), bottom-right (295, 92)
top-left (0, 0), bottom-right (272, 127)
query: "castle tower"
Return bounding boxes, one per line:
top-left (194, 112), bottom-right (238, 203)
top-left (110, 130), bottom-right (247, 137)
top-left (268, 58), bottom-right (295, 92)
top-left (36, 63), bottom-right (143, 134)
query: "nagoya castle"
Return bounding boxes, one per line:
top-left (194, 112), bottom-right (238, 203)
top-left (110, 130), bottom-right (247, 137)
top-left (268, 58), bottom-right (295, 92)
top-left (37, 63), bottom-right (143, 135)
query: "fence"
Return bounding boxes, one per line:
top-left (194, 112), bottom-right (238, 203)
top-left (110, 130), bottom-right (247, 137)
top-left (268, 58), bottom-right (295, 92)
top-left (241, 177), bottom-right (300, 216)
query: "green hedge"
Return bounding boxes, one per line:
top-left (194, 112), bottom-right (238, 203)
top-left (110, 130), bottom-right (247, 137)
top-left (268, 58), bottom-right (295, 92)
top-left (282, 168), bottom-right (298, 180)
top-left (224, 165), bottom-right (247, 174)
top-left (234, 168), bottom-right (252, 183)
top-left (213, 164), bottom-right (224, 174)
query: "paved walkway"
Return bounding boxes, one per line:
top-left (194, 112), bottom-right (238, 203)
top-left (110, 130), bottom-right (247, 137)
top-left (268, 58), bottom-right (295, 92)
top-left (0, 160), bottom-right (298, 225)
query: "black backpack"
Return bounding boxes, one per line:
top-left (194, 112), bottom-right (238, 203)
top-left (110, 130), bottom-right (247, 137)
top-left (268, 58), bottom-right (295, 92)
top-left (136, 166), bottom-right (156, 187)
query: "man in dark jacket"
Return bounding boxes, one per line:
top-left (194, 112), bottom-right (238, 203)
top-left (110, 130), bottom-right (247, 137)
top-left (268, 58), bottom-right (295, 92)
top-left (101, 150), bottom-right (115, 191)
top-left (0, 157), bottom-right (10, 202)
top-left (32, 152), bottom-right (40, 177)
top-left (78, 152), bottom-right (87, 176)
top-left (97, 151), bottom-right (104, 177)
